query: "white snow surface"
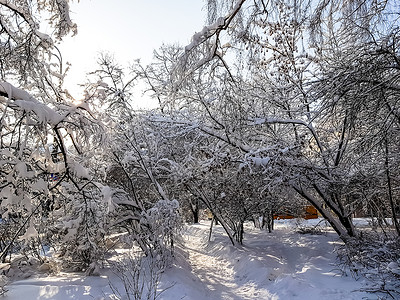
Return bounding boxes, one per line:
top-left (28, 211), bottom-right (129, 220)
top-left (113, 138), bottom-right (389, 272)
top-left (5, 219), bottom-right (372, 300)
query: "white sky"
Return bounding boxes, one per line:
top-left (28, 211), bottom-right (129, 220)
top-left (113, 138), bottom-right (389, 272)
top-left (56, 0), bottom-right (207, 107)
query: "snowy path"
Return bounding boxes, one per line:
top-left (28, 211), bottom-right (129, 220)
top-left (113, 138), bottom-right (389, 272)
top-left (185, 230), bottom-right (262, 300)
top-left (186, 241), bottom-right (238, 299)
top-left (5, 273), bottom-right (110, 300)
top-left (183, 224), bottom-right (277, 300)
top-left (176, 221), bottom-right (371, 300)
top-left (4, 219), bottom-right (372, 300)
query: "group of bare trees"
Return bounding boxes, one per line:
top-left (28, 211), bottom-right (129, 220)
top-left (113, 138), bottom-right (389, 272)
top-left (0, 0), bottom-right (183, 276)
top-left (122, 1), bottom-right (398, 294)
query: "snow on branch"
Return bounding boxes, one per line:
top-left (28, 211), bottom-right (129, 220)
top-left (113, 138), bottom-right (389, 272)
top-left (149, 114), bottom-right (251, 152)
top-left (185, 0), bottom-right (246, 52)
top-left (174, 0), bottom-right (246, 80)
top-left (248, 116), bottom-right (330, 170)
top-left (0, 0), bottom-right (76, 45)
top-left (0, 0), bottom-right (37, 30)
top-left (0, 81), bottom-right (63, 125)
top-left (247, 117), bottom-right (308, 127)
top-left (52, 0), bottom-right (77, 39)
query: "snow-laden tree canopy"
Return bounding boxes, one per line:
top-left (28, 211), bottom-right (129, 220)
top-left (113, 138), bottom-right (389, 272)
top-left (0, 0), bottom-right (76, 84)
top-left (0, 0), bottom-right (111, 268)
top-left (132, 0), bottom-right (400, 242)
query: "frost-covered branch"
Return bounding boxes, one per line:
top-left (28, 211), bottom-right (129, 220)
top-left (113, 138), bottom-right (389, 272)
top-left (248, 116), bottom-right (330, 170)
top-left (185, 0), bottom-right (246, 53)
top-left (174, 0), bottom-right (247, 80)
top-left (0, 82), bottom-right (63, 125)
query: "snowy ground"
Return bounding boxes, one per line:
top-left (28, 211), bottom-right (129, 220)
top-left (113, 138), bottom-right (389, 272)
top-left (5, 219), bottom-right (375, 299)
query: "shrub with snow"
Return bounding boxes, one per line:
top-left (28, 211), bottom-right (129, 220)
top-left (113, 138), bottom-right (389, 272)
top-left (108, 250), bottom-right (168, 300)
top-left (336, 232), bottom-right (400, 298)
top-left (55, 183), bottom-right (109, 274)
top-left (139, 199), bottom-right (182, 260)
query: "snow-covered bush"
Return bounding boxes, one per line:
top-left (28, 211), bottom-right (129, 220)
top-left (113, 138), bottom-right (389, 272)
top-left (54, 182), bottom-right (109, 274)
top-left (139, 199), bottom-right (182, 260)
top-left (335, 232), bottom-right (400, 298)
top-left (0, 79), bottom-right (108, 267)
top-left (108, 250), bottom-right (168, 300)
top-left (0, 219), bottom-right (21, 262)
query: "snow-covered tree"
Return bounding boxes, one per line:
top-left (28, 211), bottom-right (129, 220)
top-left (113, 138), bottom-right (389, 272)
top-left (0, 1), bottom-right (111, 271)
top-left (83, 55), bottom-right (184, 258)
top-left (0, 0), bottom-right (76, 91)
top-left (135, 0), bottom-right (400, 242)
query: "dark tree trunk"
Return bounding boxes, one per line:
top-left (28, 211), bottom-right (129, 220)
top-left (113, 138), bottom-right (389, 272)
top-left (192, 206), bottom-right (199, 224)
top-left (292, 184), bottom-right (353, 242)
top-left (267, 212), bottom-right (273, 233)
top-left (385, 138), bottom-right (400, 236)
top-left (208, 216), bottom-right (215, 241)
top-left (189, 199), bottom-right (200, 224)
top-left (235, 221), bottom-right (244, 244)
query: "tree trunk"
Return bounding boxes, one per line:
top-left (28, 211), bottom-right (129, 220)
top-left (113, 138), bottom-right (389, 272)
top-left (208, 216), bottom-right (214, 241)
top-left (266, 211), bottom-right (274, 233)
top-left (385, 137), bottom-right (400, 236)
top-left (313, 183), bottom-right (355, 237)
top-left (292, 184), bottom-right (353, 242)
top-left (214, 214), bottom-right (235, 245)
top-left (270, 211), bottom-right (274, 231)
top-left (235, 221), bottom-right (244, 244)
top-left (189, 200), bottom-right (199, 224)
top-left (186, 184), bottom-right (235, 245)
top-left (193, 212), bottom-right (199, 224)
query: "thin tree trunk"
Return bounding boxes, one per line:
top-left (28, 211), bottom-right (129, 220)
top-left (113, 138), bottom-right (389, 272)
top-left (267, 210), bottom-right (274, 233)
top-left (186, 183), bottom-right (236, 245)
top-left (313, 183), bottom-right (355, 237)
top-left (270, 210), bottom-right (274, 231)
top-left (189, 199), bottom-right (199, 224)
top-left (235, 221), bottom-right (244, 244)
top-left (385, 138), bottom-right (400, 235)
top-left (208, 216), bottom-right (215, 241)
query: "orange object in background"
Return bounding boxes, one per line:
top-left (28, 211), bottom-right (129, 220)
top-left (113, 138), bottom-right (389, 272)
top-left (274, 205), bottom-right (318, 220)
top-left (303, 205), bottom-right (318, 219)
top-left (274, 213), bottom-right (295, 220)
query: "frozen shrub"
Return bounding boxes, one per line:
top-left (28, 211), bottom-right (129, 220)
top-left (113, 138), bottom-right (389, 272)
top-left (335, 232), bottom-right (400, 299)
top-left (108, 250), bottom-right (170, 300)
top-left (55, 184), bottom-right (109, 273)
top-left (139, 199), bottom-right (182, 260)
